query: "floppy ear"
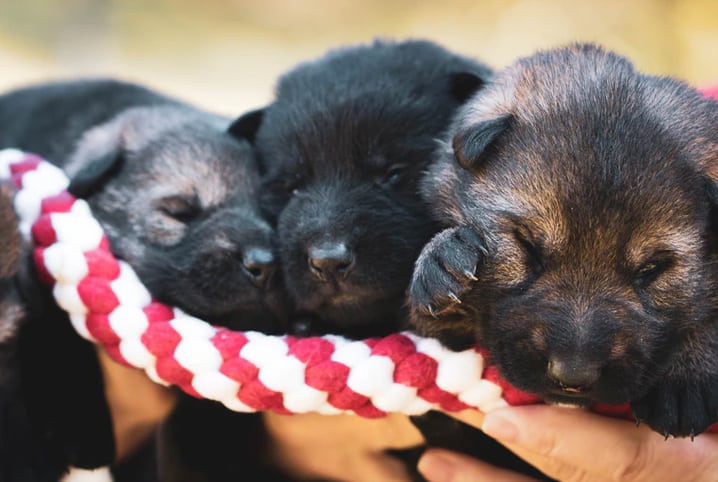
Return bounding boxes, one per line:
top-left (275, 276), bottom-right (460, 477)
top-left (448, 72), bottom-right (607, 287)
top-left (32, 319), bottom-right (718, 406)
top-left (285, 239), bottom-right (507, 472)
top-left (452, 115), bottom-right (511, 171)
top-left (65, 115), bottom-right (128, 198)
top-left (449, 72), bottom-right (486, 104)
top-left (68, 149), bottom-right (124, 198)
top-left (228, 108), bottom-right (264, 144)
top-left (65, 106), bottom-right (178, 198)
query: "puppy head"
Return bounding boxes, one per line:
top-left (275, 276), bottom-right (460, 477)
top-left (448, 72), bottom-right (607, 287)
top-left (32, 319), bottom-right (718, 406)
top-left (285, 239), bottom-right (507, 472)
top-left (422, 44), bottom-right (718, 405)
top-left (0, 182), bottom-right (24, 348)
top-left (237, 39), bottom-right (491, 336)
top-left (66, 106), bottom-right (288, 331)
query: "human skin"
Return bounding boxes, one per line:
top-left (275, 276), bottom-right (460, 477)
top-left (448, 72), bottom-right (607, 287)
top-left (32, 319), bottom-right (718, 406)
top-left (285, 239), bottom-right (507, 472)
top-left (418, 406), bottom-right (718, 482)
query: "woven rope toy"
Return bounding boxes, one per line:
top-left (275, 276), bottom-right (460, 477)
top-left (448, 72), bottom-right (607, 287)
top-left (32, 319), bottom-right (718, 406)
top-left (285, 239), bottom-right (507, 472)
top-left (4, 142), bottom-right (717, 427)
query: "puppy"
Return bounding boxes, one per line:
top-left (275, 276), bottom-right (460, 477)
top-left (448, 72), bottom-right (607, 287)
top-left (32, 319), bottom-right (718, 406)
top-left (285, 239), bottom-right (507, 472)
top-left (232, 38), bottom-right (492, 338)
top-left (0, 79), bottom-right (288, 480)
top-left (0, 79), bottom-right (285, 327)
top-left (229, 39), bottom-right (543, 481)
top-left (410, 43), bottom-right (718, 437)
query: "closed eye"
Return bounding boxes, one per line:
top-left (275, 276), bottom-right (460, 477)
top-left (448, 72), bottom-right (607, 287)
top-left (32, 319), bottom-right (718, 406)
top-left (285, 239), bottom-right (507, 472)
top-left (378, 164), bottom-right (407, 187)
top-left (157, 194), bottom-right (202, 223)
top-left (514, 227), bottom-right (544, 275)
top-left (634, 252), bottom-right (674, 286)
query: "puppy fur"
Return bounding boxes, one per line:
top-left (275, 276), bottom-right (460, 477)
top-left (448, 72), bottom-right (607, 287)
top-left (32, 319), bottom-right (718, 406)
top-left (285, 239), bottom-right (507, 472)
top-left (0, 79), bottom-right (286, 328)
top-left (234, 38), bottom-right (492, 338)
top-left (230, 39), bottom-right (549, 482)
top-left (0, 181), bottom-right (38, 481)
top-left (0, 79), bottom-right (289, 480)
top-left (410, 43), bottom-right (718, 437)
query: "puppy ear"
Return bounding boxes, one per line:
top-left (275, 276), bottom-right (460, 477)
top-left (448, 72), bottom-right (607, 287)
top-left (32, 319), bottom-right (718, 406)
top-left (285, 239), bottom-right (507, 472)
top-left (449, 72), bottom-right (485, 103)
top-left (65, 114), bottom-right (130, 198)
top-left (452, 115), bottom-right (511, 170)
top-left (228, 108), bottom-right (264, 144)
top-left (68, 148), bottom-right (124, 198)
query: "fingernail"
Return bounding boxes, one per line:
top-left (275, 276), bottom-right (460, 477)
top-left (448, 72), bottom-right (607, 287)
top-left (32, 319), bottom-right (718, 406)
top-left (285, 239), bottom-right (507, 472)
top-left (482, 411), bottom-right (519, 442)
top-left (418, 450), bottom-right (457, 482)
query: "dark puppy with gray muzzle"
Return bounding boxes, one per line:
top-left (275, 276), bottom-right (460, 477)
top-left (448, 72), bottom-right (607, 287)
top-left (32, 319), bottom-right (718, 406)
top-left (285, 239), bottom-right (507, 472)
top-left (410, 43), bottom-right (718, 438)
top-left (0, 79), bottom-right (285, 327)
top-left (0, 79), bottom-right (289, 480)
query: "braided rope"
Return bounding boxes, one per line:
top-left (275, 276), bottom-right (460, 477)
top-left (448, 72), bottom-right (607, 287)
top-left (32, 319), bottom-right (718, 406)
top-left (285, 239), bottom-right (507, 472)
top-left (1, 86), bottom-right (715, 425)
top-left (1, 148), bottom-right (548, 417)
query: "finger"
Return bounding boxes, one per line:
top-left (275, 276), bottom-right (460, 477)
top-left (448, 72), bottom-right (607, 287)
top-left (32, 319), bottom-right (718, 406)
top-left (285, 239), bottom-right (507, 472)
top-left (477, 405), bottom-right (718, 481)
top-left (418, 448), bottom-right (538, 482)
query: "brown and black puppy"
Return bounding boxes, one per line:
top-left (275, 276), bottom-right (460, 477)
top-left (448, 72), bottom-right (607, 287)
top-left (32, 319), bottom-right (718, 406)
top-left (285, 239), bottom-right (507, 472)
top-left (410, 43), bottom-right (718, 438)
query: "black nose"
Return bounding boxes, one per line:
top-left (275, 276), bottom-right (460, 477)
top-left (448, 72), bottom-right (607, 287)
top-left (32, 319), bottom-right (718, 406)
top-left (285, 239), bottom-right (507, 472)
top-left (242, 247), bottom-right (276, 289)
top-left (547, 357), bottom-right (600, 392)
top-left (307, 242), bottom-right (354, 281)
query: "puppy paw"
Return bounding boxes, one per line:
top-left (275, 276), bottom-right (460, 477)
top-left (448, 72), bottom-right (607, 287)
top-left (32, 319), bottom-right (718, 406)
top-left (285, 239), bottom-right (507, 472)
top-left (409, 226), bottom-right (485, 333)
top-left (632, 377), bottom-right (718, 438)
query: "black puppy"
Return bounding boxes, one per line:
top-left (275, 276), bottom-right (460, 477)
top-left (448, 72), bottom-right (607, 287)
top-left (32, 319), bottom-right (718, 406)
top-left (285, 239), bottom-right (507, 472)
top-left (229, 39), bottom-right (543, 481)
top-left (410, 43), bottom-right (718, 438)
top-left (233, 38), bottom-right (491, 338)
top-left (0, 79), bottom-right (287, 480)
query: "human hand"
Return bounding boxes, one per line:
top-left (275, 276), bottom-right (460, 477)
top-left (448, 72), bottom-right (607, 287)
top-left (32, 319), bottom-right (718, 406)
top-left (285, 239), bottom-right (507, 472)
top-left (418, 406), bottom-right (718, 482)
top-left (264, 411), bottom-right (424, 481)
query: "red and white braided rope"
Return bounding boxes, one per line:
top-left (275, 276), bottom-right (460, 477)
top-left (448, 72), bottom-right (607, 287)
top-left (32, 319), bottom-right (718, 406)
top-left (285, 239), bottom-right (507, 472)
top-left (1, 147), bottom-right (545, 418)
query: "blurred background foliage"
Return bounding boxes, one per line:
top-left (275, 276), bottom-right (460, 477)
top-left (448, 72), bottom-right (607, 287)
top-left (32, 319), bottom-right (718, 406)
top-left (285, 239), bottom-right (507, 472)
top-left (0, 0), bottom-right (716, 115)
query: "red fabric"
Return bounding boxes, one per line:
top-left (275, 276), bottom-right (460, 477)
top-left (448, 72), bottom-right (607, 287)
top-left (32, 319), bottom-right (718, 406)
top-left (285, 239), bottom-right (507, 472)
top-left (305, 360), bottom-right (350, 393)
top-left (219, 358), bottom-right (259, 384)
top-left (143, 303), bottom-right (174, 323)
top-left (41, 192), bottom-right (75, 214)
top-left (372, 334), bottom-right (416, 364)
top-left (288, 337), bottom-right (335, 364)
top-left (76, 277), bottom-right (119, 314)
top-left (31, 215), bottom-right (56, 246)
top-left (237, 380), bottom-right (286, 411)
top-left (155, 357), bottom-right (193, 385)
top-left (9, 155), bottom-right (41, 176)
top-left (212, 329), bottom-right (249, 360)
top-left (32, 248), bottom-right (54, 284)
top-left (394, 353), bottom-right (438, 388)
top-left (84, 249), bottom-right (120, 280)
top-left (327, 386), bottom-right (371, 410)
top-left (86, 314), bottom-right (121, 344)
top-left (141, 323), bottom-right (181, 357)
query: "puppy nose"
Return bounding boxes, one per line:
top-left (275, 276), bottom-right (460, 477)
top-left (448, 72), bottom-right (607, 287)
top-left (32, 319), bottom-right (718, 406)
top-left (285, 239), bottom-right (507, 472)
top-left (308, 242), bottom-right (354, 280)
top-left (547, 357), bottom-right (600, 392)
top-left (242, 247), bottom-right (276, 289)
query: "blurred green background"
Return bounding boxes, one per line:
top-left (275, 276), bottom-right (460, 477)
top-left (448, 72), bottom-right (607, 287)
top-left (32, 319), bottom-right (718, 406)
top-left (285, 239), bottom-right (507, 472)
top-left (0, 0), bottom-right (716, 116)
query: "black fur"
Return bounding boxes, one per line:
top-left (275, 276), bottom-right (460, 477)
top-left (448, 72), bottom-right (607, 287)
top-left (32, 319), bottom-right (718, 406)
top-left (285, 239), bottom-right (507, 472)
top-left (411, 43), bottom-right (718, 438)
top-left (229, 39), bottom-right (542, 482)
top-left (244, 38), bottom-right (492, 338)
top-left (0, 79), bottom-right (289, 479)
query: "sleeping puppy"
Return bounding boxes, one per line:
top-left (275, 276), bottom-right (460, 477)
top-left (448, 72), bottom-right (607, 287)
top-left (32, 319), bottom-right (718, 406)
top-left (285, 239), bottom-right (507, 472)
top-left (0, 79), bottom-right (288, 480)
top-left (0, 79), bottom-right (285, 327)
top-left (229, 39), bottom-right (543, 481)
top-left (232, 38), bottom-right (492, 338)
top-left (410, 43), bottom-right (718, 438)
